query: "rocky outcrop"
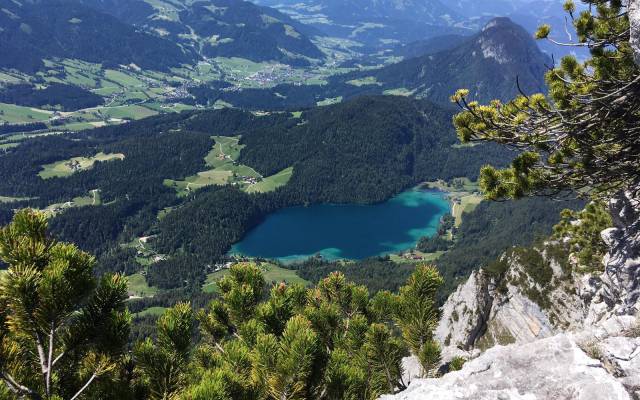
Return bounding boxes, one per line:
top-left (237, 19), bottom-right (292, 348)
top-left (435, 270), bottom-right (492, 350)
top-left (588, 191), bottom-right (640, 324)
top-left (631, 0), bottom-right (640, 65)
top-left (436, 244), bottom-right (593, 350)
top-left (387, 189), bottom-right (640, 399)
top-left (382, 333), bottom-right (636, 400)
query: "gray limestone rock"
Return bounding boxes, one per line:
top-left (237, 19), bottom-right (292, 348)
top-left (382, 334), bottom-right (632, 400)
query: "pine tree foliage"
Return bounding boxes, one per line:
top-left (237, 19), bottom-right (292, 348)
top-left (393, 266), bottom-right (443, 377)
top-left (176, 263), bottom-right (444, 399)
top-left (0, 210), bottom-right (131, 400)
top-left (452, 0), bottom-right (639, 200)
top-left (134, 302), bottom-right (195, 400)
top-left (552, 201), bottom-right (613, 271)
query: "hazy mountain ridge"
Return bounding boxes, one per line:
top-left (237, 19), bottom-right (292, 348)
top-left (0, 0), bottom-right (197, 73)
top-left (0, 0), bottom-right (325, 74)
top-left (79, 0), bottom-right (326, 65)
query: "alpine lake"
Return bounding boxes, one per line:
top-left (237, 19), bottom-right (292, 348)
top-left (231, 189), bottom-right (451, 262)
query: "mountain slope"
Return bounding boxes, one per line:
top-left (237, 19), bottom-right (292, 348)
top-left (370, 17), bottom-right (551, 102)
top-left (78, 0), bottom-right (325, 65)
top-left (0, 0), bottom-right (196, 73)
top-left (255, 0), bottom-right (466, 45)
top-left (256, 0), bottom-right (459, 24)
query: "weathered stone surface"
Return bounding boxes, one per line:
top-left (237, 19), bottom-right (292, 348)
top-left (600, 336), bottom-right (640, 395)
top-left (382, 334), bottom-right (632, 400)
top-left (435, 270), bottom-right (492, 350)
top-left (588, 191), bottom-right (640, 324)
top-left (631, 0), bottom-right (640, 65)
top-left (436, 245), bottom-right (592, 352)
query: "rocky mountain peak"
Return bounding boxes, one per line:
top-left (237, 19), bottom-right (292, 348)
top-left (474, 17), bottom-right (543, 65)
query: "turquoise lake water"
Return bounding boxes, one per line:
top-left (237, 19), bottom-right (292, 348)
top-left (231, 189), bottom-right (450, 262)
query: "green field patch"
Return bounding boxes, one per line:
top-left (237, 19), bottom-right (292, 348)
top-left (164, 169), bottom-right (233, 196)
top-left (166, 135), bottom-right (266, 195)
top-left (97, 105), bottom-right (158, 120)
top-left (93, 86), bottom-right (122, 96)
top-left (144, 103), bottom-right (195, 113)
top-left (40, 152), bottom-right (124, 179)
top-left (389, 251), bottom-right (445, 264)
top-left (203, 262), bottom-right (309, 294)
top-left (43, 189), bottom-right (101, 215)
top-left (127, 273), bottom-right (159, 298)
top-left (0, 196), bottom-right (33, 203)
top-left (245, 167), bottom-right (293, 194)
top-left (423, 178), bottom-right (483, 227)
top-left (135, 307), bottom-right (167, 318)
top-left (0, 103), bottom-right (52, 124)
top-left (453, 194), bottom-right (483, 227)
top-left (317, 96), bottom-right (343, 106)
top-left (346, 76), bottom-right (381, 87)
top-left (383, 88), bottom-right (415, 97)
top-left (0, 72), bottom-right (24, 84)
top-left (0, 143), bottom-right (20, 150)
top-left (104, 69), bottom-right (146, 88)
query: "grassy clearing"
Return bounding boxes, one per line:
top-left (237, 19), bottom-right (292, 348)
top-left (317, 96), bottom-right (343, 107)
top-left (43, 189), bottom-right (101, 215)
top-left (346, 76), bottom-right (381, 87)
top-left (0, 143), bottom-right (20, 150)
top-left (423, 178), bottom-right (483, 227)
top-left (104, 69), bottom-right (146, 87)
top-left (383, 88), bottom-right (415, 96)
top-left (0, 103), bottom-right (52, 124)
top-left (0, 72), bottom-right (23, 84)
top-left (246, 167), bottom-right (293, 193)
top-left (135, 307), bottom-right (167, 318)
top-left (127, 273), bottom-right (159, 298)
top-left (0, 196), bottom-right (33, 203)
top-left (39, 152), bottom-right (125, 179)
top-left (167, 136), bottom-right (264, 196)
top-left (96, 105), bottom-right (158, 120)
top-left (453, 195), bottom-right (483, 227)
top-left (164, 169), bottom-right (233, 196)
top-left (203, 262), bottom-right (309, 293)
top-left (390, 251), bottom-right (445, 264)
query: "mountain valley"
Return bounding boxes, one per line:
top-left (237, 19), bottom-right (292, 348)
top-left (0, 1), bottom-right (638, 399)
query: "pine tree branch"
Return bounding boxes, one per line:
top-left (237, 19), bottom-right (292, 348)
top-left (46, 325), bottom-right (54, 395)
top-left (70, 372), bottom-right (97, 400)
top-left (1, 371), bottom-right (41, 400)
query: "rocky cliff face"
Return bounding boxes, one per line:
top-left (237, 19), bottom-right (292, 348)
top-left (632, 0), bottom-right (640, 64)
top-left (588, 191), bottom-right (640, 324)
top-left (388, 192), bottom-right (640, 399)
top-left (387, 192), bottom-right (640, 399)
top-left (435, 242), bottom-right (594, 351)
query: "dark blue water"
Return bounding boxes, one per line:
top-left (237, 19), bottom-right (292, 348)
top-left (232, 190), bottom-right (450, 262)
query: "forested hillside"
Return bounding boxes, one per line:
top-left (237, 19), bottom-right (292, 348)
top-left (78, 0), bottom-right (325, 65)
top-left (0, 96), bottom-right (511, 290)
top-left (0, 0), bottom-right (196, 73)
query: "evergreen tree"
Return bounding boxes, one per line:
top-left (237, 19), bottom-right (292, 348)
top-left (134, 302), bottom-right (195, 400)
top-left (452, 0), bottom-right (639, 200)
top-left (182, 263), bottom-right (444, 399)
top-left (393, 265), bottom-right (443, 377)
top-left (0, 210), bottom-right (131, 399)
